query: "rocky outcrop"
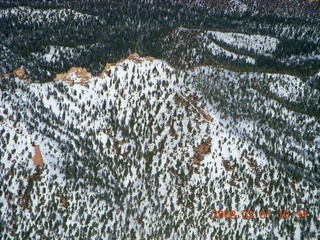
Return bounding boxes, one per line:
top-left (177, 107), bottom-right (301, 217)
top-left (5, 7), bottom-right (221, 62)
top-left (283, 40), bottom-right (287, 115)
top-left (127, 53), bottom-right (140, 60)
top-left (99, 63), bottom-right (116, 77)
top-left (13, 68), bottom-right (25, 78)
top-left (57, 54), bottom-right (156, 82)
top-left (54, 67), bottom-right (92, 86)
top-left (192, 137), bottom-right (212, 165)
top-left (2, 68), bottom-right (32, 82)
top-left (31, 145), bottom-right (44, 167)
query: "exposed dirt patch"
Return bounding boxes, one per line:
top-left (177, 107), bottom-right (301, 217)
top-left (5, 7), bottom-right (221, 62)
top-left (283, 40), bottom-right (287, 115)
top-left (10, 68), bottom-right (32, 82)
top-left (169, 126), bottom-right (178, 139)
top-left (57, 194), bottom-right (68, 209)
top-left (99, 63), bottom-right (116, 77)
top-left (195, 137), bottom-right (211, 155)
top-left (0, 73), bottom-right (12, 79)
top-left (173, 94), bottom-right (189, 107)
top-left (126, 53), bottom-right (155, 64)
top-left (191, 137), bottom-right (212, 165)
top-left (222, 159), bottom-right (235, 171)
top-left (31, 145), bottom-right (44, 167)
top-left (20, 166), bottom-right (43, 209)
top-left (109, 135), bottom-right (125, 156)
top-left (113, 141), bottom-right (120, 156)
top-left (261, 180), bottom-right (268, 187)
top-left (173, 93), bottom-right (212, 122)
top-left (228, 180), bottom-right (239, 188)
top-left (20, 146), bottom-right (45, 208)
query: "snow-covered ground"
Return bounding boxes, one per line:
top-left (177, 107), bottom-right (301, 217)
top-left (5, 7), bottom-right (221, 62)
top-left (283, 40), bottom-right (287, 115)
top-left (207, 30), bottom-right (279, 57)
top-left (0, 55), bottom-right (318, 239)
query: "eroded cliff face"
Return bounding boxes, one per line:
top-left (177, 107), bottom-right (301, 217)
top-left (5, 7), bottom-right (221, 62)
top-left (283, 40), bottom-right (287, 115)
top-left (13, 68), bottom-right (26, 79)
top-left (55, 53), bottom-right (156, 85)
top-left (0, 68), bottom-right (31, 82)
top-left (54, 67), bottom-right (92, 85)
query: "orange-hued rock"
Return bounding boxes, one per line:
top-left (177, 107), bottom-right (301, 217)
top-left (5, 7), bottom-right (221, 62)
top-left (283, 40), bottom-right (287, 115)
top-left (99, 54), bottom-right (157, 77)
top-left (31, 145), bottom-right (44, 167)
top-left (54, 67), bottom-right (92, 85)
top-left (13, 68), bottom-right (25, 78)
top-left (99, 63), bottom-right (116, 77)
top-left (54, 54), bottom-right (158, 84)
top-left (127, 53), bottom-right (140, 60)
top-left (145, 56), bottom-right (155, 61)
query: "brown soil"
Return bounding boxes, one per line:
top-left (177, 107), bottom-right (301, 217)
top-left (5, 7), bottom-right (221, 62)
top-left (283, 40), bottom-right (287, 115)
top-left (192, 137), bottom-right (212, 165)
top-left (195, 137), bottom-right (211, 155)
top-left (113, 141), bottom-right (120, 156)
top-left (20, 146), bottom-right (45, 208)
top-left (57, 195), bottom-right (68, 208)
top-left (127, 53), bottom-right (140, 60)
top-left (55, 54), bottom-right (155, 82)
top-left (31, 145), bottom-right (44, 167)
top-left (222, 159), bottom-right (235, 171)
top-left (247, 160), bottom-right (258, 169)
top-left (20, 166), bottom-right (43, 209)
top-left (228, 181), bottom-right (239, 188)
top-left (124, 53), bottom-right (154, 64)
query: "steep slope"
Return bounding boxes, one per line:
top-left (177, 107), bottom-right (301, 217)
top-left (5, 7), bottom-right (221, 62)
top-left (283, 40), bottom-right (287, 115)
top-left (0, 55), bottom-right (319, 239)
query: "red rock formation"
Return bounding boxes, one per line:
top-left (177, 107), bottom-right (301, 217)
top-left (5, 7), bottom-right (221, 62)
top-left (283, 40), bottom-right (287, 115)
top-left (13, 68), bottom-right (25, 78)
top-left (54, 67), bottom-right (92, 85)
top-left (31, 145), bottom-right (44, 167)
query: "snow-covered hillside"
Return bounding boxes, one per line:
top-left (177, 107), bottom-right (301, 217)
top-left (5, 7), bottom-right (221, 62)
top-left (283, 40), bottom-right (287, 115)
top-left (1, 54), bottom-right (319, 239)
top-left (207, 31), bottom-right (279, 57)
top-left (162, 27), bottom-right (278, 68)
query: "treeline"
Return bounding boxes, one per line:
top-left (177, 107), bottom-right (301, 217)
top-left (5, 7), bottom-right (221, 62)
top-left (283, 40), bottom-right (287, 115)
top-left (0, 0), bottom-right (319, 82)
